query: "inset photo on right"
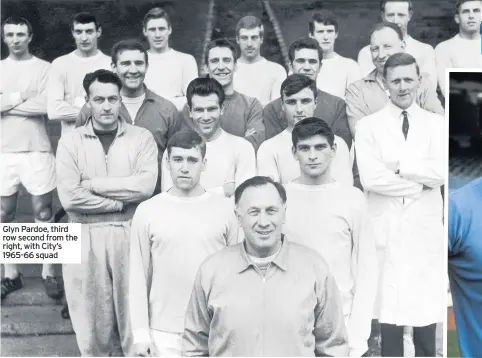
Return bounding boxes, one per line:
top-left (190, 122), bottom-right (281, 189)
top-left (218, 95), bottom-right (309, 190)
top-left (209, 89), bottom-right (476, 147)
top-left (448, 69), bottom-right (482, 358)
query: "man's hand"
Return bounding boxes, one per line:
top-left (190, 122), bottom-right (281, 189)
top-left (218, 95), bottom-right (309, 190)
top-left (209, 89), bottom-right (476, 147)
top-left (244, 128), bottom-right (257, 137)
top-left (80, 180), bottom-right (92, 191)
top-left (20, 91), bottom-right (37, 101)
top-left (223, 181), bottom-right (236, 198)
top-left (132, 341), bottom-right (155, 357)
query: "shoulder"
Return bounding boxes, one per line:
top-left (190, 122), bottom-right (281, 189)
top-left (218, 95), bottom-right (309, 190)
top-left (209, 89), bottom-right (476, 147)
top-left (174, 49), bottom-right (196, 63)
top-left (51, 52), bottom-right (74, 66)
top-left (225, 132), bottom-right (255, 151)
top-left (127, 123), bottom-right (155, 138)
top-left (258, 135), bottom-right (278, 153)
top-left (57, 129), bottom-right (84, 149)
top-left (358, 45), bottom-right (370, 56)
top-left (413, 38), bottom-right (435, 52)
top-left (235, 91), bottom-right (260, 107)
top-left (286, 241), bottom-right (331, 273)
top-left (450, 177), bottom-right (482, 212)
top-left (317, 89), bottom-right (345, 106)
top-left (33, 56), bottom-right (51, 67)
top-left (146, 90), bottom-right (178, 112)
top-left (337, 55), bottom-right (359, 67)
top-left (265, 60), bottom-right (287, 74)
top-left (199, 244), bottom-right (243, 273)
top-left (416, 106), bottom-right (444, 122)
top-left (435, 36), bottom-right (456, 52)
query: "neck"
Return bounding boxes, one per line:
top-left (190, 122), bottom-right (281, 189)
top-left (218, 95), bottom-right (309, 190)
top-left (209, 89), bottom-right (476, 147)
top-left (323, 49), bottom-right (336, 59)
top-left (296, 170), bottom-right (334, 185)
top-left (149, 45), bottom-right (170, 54)
top-left (168, 184), bottom-right (206, 198)
top-left (239, 54), bottom-right (262, 64)
top-left (245, 236), bottom-right (282, 258)
top-left (200, 127), bottom-right (222, 142)
top-left (9, 51), bottom-right (32, 61)
top-left (75, 48), bottom-right (98, 58)
top-left (375, 71), bottom-right (386, 89)
top-left (402, 31), bottom-right (409, 40)
top-left (459, 30), bottom-right (479, 40)
top-left (223, 83), bottom-right (235, 96)
top-left (121, 85), bottom-right (146, 98)
top-left (92, 119), bottom-right (118, 132)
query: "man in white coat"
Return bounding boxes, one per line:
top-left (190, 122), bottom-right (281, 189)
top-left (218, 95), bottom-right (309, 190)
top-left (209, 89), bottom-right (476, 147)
top-left (355, 52), bottom-right (444, 357)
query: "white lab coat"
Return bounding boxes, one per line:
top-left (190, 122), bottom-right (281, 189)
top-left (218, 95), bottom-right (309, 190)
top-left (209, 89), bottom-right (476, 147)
top-left (355, 102), bottom-right (445, 327)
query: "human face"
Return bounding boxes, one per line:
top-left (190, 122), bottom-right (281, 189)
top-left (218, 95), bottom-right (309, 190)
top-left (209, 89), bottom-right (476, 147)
top-left (282, 87), bottom-right (317, 128)
top-left (237, 27), bottom-right (263, 60)
top-left (455, 1), bottom-right (482, 34)
top-left (2, 24), bottom-right (31, 57)
top-left (72, 22), bottom-right (101, 54)
top-left (290, 48), bottom-right (321, 81)
top-left (293, 135), bottom-right (335, 178)
top-left (309, 22), bottom-right (338, 54)
top-left (205, 47), bottom-right (235, 87)
top-left (189, 94), bottom-right (223, 140)
top-left (370, 27), bottom-right (405, 73)
top-left (112, 50), bottom-right (147, 91)
top-left (236, 184), bottom-right (286, 258)
top-left (87, 80), bottom-right (121, 131)
top-left (381, 1), bottom-right (412, 35)
top-left (143, 18), bottom-right (172, 51)
top-left (167, 146), bottom-right (205, 191)
top-left (384, 63), bottom-right (420, 109)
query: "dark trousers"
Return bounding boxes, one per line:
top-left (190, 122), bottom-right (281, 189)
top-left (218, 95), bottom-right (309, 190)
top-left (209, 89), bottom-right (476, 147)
top-left (381, 323), bottom-right (436, 357)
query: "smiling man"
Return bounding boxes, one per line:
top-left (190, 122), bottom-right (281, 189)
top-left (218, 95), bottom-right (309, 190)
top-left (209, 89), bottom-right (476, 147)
top-left (57, 69), bottom-right (158, 356)
top-left (357, 0), bottom-right (437, 89)
top-left (142, 7), bottom-right (198, 110)
top-left (161, 77), bottom-right (255, 197)
top-left (283, 118), bottom-right (376, 357)
top-left (76, 39), bottom-right (181, 193)
top-left (257, 74), bottom-right (353, 186)
top-left (435, 0), bottom-right (482, 96)
top-left (48, 12), bottom-right (111, 134)
top-left (178, 38), bottom-right (265, 149)
top-left (182, 175), bottom-right (349, 357)
top-left (355, 53), bottom-right (444, 357)
top-left (233, 16), bottom-right (287, 107)
top-left (308, 11), bottom-right (362, 99)
top-left (129, 129), bottom-right (237, 357)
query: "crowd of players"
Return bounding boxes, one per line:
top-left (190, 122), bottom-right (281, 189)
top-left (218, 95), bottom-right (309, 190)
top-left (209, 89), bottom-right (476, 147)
top-left (1, 0), bottom-right (480, 356)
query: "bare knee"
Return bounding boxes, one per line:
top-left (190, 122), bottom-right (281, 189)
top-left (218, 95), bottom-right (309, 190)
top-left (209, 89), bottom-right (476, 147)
top-left (1, 207), bottom-right (16, 223)
top-left (34, 205), bottom-right (53, 222)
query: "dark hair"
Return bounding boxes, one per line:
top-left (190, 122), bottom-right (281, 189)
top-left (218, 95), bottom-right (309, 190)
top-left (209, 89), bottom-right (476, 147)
top-left (383, 52), bottom-right (420, 78)
top-left (280, 74), bottom-right (318, 101)
top-left (236, 16), bottom-right (264, 38)
top-left (205, 38), bottom-right (238, 65)
top-left (456, 0), bottom-right (481, 12)
top-left (3, 16), bottom-right (33, 36)
top-left (380, 0), bottom-right (412, 12)
top-left (167, 129), bottom-right (207, 158)
top-left (309, 10), bottom-right (339, 34)
top-left (111, 39), bottom-right (148, 66)
top-left (143, 7), bottom-right (171, 29)
top-left (369, 21), bottom-right (404, 42)
top-left (83, 69), bottom-right (122, 96)
top-left (288, 37), bottom-right (323, 63)
top-left (292, 117), bottom-right (334, 148)
top-left (234, 176), bottom-right (287, 205)
top-left (186, 77), bottom-right (225, 108)
top-left (72, 12), bottom-right (100, 30)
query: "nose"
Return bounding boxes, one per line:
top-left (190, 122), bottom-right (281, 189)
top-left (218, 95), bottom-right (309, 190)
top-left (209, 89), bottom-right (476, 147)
top-left (295, 101), bottom-right (303, 113)
top-left (180, 160), bottom-right (189, 172)
top-left (128, 63), bottom-right (138, 73)
top-left (155, 29), bottom-right (162, 37)
top-left (309, 148), bottom-right (317, 160)
top-left (246, 38), bottom-right (253, 47)
top-left (302, 61), bottom-right (311, 70)
top-left (217, 60), bottom-right (226, 70)
top-left (201, 110), bottom-right (210, 121)
top-left (258, 212), bottom-right (269, 227)
top-left (80, 32), bottom-right (88, 41)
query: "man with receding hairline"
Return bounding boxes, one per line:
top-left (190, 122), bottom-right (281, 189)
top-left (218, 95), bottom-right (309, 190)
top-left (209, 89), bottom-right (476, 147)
top-left (233, 15), bottom-right (287, 107)
top-left (356, 53), bottom-right (444, 357)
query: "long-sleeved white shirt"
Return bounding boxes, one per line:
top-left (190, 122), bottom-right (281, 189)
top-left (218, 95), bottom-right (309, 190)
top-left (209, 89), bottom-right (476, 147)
top-left (357, 36), bottom-right (438, 91)
top-left (355, 101), bottom-right (445, 326)
top-left (1, 56), bottom-right (52, 153)
top-left (129, 191), bottom-right (238, 342)
top-left (233, 57), bottom-right (287, 107)
top-left (435, 34), bottom-right (482, 96)
top-left (256, 129), bottom-right (353, 186)
top-left (317, 54), bottom-right (362, 99)
top-left (283, 182), bottom-right (377, 357)
top-left (47, 50), bottom-right (111, 134)
top-left (144, 49), bottom-right (198, 110)
top-left (161, 129), bottom-right (256, 194)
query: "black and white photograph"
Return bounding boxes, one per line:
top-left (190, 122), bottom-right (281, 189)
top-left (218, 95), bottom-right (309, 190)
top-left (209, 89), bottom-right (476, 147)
top-left (0, 0), bottom-right (475, 356)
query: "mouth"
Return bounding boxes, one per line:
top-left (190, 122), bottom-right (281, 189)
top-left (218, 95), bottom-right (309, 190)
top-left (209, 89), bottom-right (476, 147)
top-left (307, 163), bottom-right (321, 168)
top-left (178, 176), bottom-right (191, 180)
top-left (215, 73), bottom-right (230, 77)
top-left (256, 230), bottom-right (273, 236)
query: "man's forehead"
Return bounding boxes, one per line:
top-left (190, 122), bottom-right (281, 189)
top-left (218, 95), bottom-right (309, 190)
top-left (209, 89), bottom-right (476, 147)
top-left (313, 22), bottom-right (336, 30)
top-left (3, 24), bottom-right (29, 33)
top-left (371, 27), bottom-right (401, 43)
top-left (459, 0), bottom-right (482, 11)
top-left (238, 27), bottom-right (261, 36)
top-left (208, 46), bottom-right (234, 59)
top-left (170, 146), bottom-right (202, 157)
top-left (297, 135), bottom-right (329, 146)
top-left (191, 94), bottom-right (220, 107)
top-left (73, 22), bottom-right (97, 30)
top-left (239, 185), bottom-right (283, 207)
top-left (386, 64), bottom-right (418, 78)
top-left (117, 49), bottom-right (145, 61)
top-left (146, 18), bottom-right (169, 29)
top-left (89, 81), bottom-right (120, 96)
top-left (294, 48), bottom-right (319, 59)
top-left (284, 87), bottom-right (315, 100)
top-left (383, 1), bottom-right (410, 13)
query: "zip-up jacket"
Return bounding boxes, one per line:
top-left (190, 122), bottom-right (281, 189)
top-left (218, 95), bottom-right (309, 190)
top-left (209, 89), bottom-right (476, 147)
top-left (56, 117), bottom-right (158, 224)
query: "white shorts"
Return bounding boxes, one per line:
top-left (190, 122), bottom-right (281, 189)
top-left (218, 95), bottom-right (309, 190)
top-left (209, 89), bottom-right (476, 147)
top-left (150, 329), bottom-right (182, 357)
top-left (0, 152), bottom-right (56, 197)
